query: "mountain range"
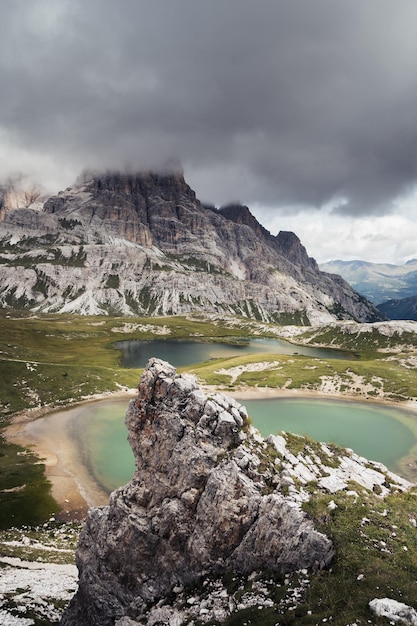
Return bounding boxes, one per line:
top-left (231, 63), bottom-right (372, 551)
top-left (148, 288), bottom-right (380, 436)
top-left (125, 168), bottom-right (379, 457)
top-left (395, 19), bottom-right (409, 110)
top-left (0, 170), bottom-right (382, 324)
top-left (320, 258), bottom-right (417, 305)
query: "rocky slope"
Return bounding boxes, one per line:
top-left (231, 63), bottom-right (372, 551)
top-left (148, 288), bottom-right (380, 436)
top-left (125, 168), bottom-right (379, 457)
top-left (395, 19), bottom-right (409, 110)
top-left (61, 359), bottom-right (411, 626)
top-left (0, 170), bottom-right (382, 323)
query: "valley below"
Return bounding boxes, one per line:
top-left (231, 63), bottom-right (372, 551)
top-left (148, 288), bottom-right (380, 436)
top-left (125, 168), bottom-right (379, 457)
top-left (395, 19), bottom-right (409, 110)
top-left (2, 313), bottom-right (417, 625)
top-left (3, 312), bottom-right (417, 520)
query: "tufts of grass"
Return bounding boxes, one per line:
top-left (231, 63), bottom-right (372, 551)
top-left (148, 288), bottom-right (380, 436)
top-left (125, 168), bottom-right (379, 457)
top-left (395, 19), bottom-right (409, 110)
top-left (299, 489), bottom-right (417, 624)
top-left (0, 359), bottom-right (140, 419)
top-left (298, 325), bottom-right (417, 357)
top-left (190, 351), bottom-right (417, 402)
top-left (0, 521), bottom-right (80, 563)
top-left (104, 274), bottom-right (120, 289)
top-left (0, 438), bottom-right (58, 529)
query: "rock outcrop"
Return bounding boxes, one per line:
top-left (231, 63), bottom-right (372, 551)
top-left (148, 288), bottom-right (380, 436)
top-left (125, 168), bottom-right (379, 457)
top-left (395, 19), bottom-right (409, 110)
top-left (369, 598), bottom-right (417, 625)
top-left (0, 169), bottom-right (382, 322)
top-left (61, 359), bottom-right (335, 625)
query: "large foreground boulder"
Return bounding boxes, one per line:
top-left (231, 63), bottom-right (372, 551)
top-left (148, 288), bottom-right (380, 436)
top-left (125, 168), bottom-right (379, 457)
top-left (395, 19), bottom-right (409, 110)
top-left (61, 359), bottom-right (334, 625)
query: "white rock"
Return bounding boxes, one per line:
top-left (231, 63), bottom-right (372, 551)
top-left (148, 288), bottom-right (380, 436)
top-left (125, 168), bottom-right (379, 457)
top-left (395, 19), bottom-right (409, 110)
top-left (0, 610), bottom-right (35, 626)
top-left (268, 434), bottom-right (287, 457)
top-left (292, 461), bottom-right (317, 484)
top-left (318, 474), bottom-right (347, 493)
top-left (369, 598), bottom-right (417, 625)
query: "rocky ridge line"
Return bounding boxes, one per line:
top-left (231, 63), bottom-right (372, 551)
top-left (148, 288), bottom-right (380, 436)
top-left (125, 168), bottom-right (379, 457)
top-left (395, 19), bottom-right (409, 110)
top-left (0, 170), bottom-right (382, 323)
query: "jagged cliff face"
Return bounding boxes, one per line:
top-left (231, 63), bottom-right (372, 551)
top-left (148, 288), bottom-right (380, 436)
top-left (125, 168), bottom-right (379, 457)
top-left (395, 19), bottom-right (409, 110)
top-left (61, 359), bottom-right (335, 626)
top-left (0, 170), bottom-right (382, 322)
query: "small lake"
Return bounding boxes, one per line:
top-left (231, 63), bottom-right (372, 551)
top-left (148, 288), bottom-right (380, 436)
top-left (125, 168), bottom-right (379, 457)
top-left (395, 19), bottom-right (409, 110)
top-left (114, 337), bottom-right (353, 368)
top-left (72, 396), bottom-right (417, 493)
top-left (242, 398), bottom-right (414, 470)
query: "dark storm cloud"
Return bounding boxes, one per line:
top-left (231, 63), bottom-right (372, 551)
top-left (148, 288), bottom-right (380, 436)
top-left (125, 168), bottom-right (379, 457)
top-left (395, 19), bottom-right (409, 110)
top-left (1, 0), bottom-right (417, 214)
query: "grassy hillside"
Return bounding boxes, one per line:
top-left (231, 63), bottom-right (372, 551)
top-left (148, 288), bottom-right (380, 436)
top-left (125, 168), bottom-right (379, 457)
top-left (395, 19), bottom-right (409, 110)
top-left (0, 311), bottom-right (275, 419)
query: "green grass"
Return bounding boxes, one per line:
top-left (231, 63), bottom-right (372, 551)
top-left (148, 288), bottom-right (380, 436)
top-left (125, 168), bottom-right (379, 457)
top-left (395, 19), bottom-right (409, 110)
top-left (104, 274), bottom-right (120, 289)
top-left (298, 325), bottom-right (417, 356)
top-left (0, 359), bottom-right (140, 417)
top-left (189, 351), bottom-right (417, 402)
top-left (297, 489), bottom-right (417, 624)
top-left (0, 438), bottom-right (57, 529)
top-left (0, 312), bottom-right (284, 386)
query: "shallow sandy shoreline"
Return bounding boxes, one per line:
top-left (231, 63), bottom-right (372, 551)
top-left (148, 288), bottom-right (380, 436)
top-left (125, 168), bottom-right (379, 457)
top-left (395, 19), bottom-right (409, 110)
top-left (223, 384), bottom-right (417, 409)
top-left (5, 385), bottom-right (417, 520)
top-left (4, 391), bottom-right (137, 521)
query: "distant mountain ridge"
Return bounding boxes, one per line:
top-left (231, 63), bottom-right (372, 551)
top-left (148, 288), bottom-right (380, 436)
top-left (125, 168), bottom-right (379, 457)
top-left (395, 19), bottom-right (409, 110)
top-left (320, 259), bottom-right (417, 304)
top-left (0, 170), bottom-right (382, 323)
top-left (377, 295), bottom-right (417, 321)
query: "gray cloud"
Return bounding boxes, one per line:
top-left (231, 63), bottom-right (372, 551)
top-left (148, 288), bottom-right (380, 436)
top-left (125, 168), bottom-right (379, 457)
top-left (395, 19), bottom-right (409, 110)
top-left (1, 0), bottom-right (417, 214)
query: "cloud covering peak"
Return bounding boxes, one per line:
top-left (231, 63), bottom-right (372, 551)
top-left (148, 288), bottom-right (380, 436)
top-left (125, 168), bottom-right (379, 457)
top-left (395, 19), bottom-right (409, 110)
top-left (1, 0), bottom-right (417, 225)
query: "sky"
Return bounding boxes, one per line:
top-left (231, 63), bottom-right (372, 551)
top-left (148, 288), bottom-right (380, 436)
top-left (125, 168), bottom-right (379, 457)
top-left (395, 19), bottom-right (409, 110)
top-left (1, 0), bottom-right (417, 265)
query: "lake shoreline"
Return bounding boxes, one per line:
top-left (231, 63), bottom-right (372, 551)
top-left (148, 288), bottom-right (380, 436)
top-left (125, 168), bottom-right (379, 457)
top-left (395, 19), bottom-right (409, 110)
top-left (5, 384), bottom-right (417, 521)
top-left (4, 390), bottom-right (137, 521)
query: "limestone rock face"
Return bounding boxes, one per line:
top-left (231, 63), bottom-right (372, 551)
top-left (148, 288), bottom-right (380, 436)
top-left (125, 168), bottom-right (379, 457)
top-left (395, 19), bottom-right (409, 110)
top-left (61, 359), bottom-right (334, 626)
top-left (0, 169), bottom-right (383, 322)
top-left (274, 230), bottom-right (318, 271)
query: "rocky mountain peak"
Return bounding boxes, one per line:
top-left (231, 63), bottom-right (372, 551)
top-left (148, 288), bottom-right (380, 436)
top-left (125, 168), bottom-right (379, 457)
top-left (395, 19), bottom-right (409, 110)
top-left (47, 168), bottom-right (196, 211)
top-left (218, 203), bottom-right (272, 241)
top-left (42, 168), bottom-right (200, 247)
top-left (275, 230), bottom-right (318, 271)
top-left (218, 205), bottom-right (318, 272)
top-left (0, 168), bottom-right (383, 322)
top-left (85, 168), bottom-right (195, 204)
top-left (61, 358), bottom-right (335, 625)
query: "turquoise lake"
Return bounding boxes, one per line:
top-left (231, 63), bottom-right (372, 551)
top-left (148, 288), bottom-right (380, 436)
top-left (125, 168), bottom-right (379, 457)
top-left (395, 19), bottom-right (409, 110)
top-left (67, 339), bottom-right (417, 493)
top-left (76, 397), bottom-right (417, 493)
